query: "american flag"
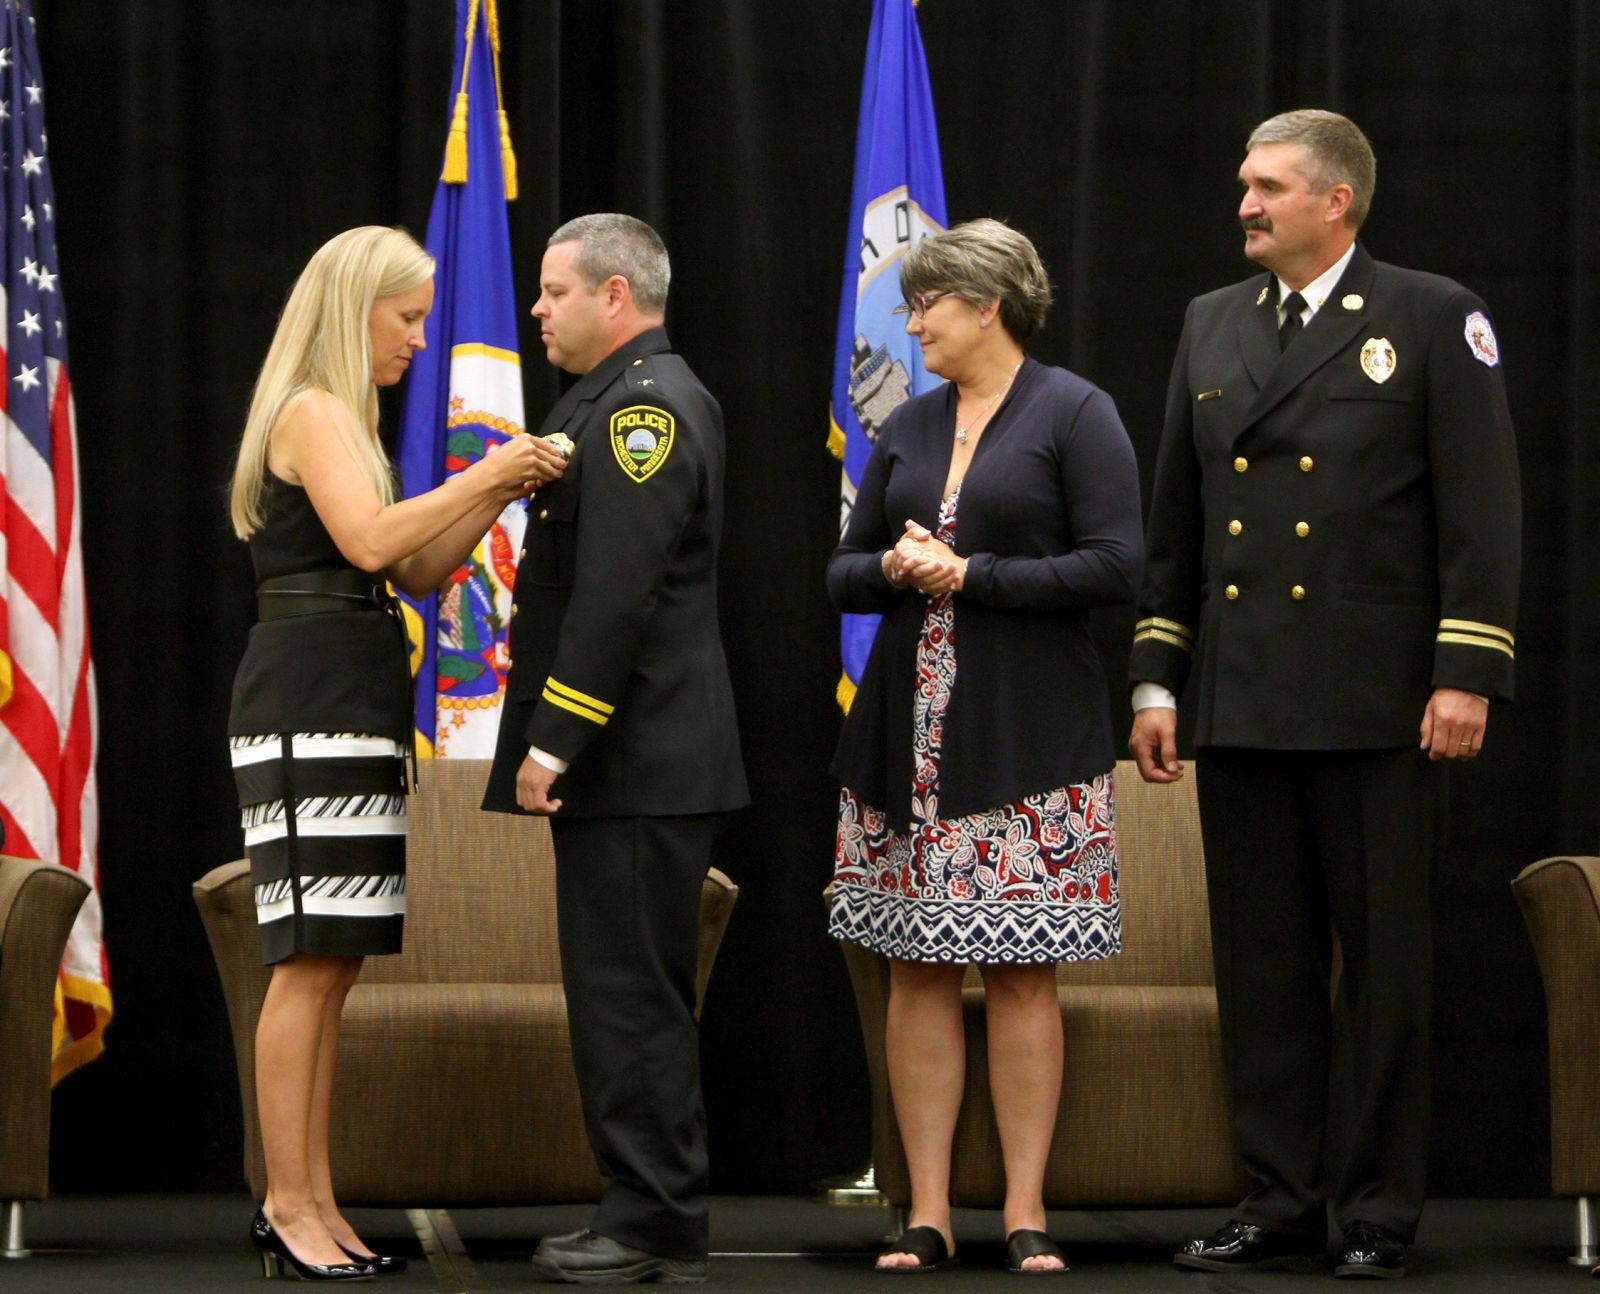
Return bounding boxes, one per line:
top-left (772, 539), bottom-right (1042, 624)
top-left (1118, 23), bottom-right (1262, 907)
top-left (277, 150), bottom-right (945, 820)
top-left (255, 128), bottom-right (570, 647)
top-left (0, 0), bottom-right (109, 1081)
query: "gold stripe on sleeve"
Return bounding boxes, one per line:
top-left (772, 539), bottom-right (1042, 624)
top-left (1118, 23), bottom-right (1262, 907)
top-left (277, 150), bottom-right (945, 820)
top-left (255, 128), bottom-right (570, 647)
top-left (541, 688), bottom-right (611, 725)
top-left (1134, 616), bottom-right (1195, 645)
top-left (1438, 618), bottom-right (1515, 647)
top-left (545, 677), bottom-right (615, 715)
top-left (1134, 628), bottom-right (1195, 653)
top-left (1436, 632), bottom-right (1514, 660)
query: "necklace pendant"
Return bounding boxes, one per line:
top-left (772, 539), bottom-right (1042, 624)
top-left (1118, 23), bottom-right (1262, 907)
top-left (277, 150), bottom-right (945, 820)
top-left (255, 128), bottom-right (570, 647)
top-left (955, 428), bottom-right (968, 445)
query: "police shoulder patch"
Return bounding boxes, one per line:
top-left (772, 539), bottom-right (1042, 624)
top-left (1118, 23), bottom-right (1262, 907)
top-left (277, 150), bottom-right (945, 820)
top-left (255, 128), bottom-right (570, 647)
top-left (1464, 310), bottom-right (1499, 367)
top-left (609, 404), bottom-right (675, 483)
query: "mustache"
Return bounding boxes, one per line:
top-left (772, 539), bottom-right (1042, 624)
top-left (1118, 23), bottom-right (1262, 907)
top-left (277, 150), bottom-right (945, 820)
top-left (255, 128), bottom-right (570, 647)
top-left (1241, 216), bottom-right (1273, 233)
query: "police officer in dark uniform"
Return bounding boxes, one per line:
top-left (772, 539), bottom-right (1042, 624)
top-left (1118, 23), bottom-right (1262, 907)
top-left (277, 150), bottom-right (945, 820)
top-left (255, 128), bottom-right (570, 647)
top-left (483, 213), bottom-right (748, 1285)
top-left (1128, 111), bottom-right (1519, 1280)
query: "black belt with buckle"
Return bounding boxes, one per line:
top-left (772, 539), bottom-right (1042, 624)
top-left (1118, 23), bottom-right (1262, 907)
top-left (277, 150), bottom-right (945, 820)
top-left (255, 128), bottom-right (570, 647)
top-left (256, 569), bottom-right (389, 619)
top-left (254, 569), bottom-right (419, 788)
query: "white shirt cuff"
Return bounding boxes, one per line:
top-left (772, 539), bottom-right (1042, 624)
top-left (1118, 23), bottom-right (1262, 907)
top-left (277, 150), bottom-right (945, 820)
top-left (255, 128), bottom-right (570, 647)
top-left (528, 745), bottom-right (569, 774)
top-left (1132, 682), bottom-right (1178, 713)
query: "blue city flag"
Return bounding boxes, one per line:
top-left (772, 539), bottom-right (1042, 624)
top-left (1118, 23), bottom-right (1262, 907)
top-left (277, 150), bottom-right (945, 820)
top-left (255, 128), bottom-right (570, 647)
top-left (395, 0), bottom-right (526, 757)
top-left (829, 0), bottom-right (948, 712)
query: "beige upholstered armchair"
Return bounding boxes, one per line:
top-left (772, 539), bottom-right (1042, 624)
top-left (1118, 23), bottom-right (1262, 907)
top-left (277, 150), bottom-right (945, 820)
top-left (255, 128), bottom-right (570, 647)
top-left (835, 759), bottom-right (1248, 1208)
top-left (194, 758), bottom-right (739, 1205)
top-left (1511, 854), bottom-right (1600, 1267)
top-left (0, 855), bottom-right (92, 1259)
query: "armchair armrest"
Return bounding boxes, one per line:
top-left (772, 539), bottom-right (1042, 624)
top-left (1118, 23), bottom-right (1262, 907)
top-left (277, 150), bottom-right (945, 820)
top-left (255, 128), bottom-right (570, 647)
top-left (694, 868), bottom-right (739, 1018)
top-left (192, 860), bottom-right (272, 1194)
top-left (1511, 856), bottom-right (1600, 1196)
top-left (0, 855), bottom-right (91, 1200)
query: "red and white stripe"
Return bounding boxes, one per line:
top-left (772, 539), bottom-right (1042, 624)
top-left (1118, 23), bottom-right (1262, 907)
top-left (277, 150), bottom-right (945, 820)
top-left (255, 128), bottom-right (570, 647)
top-left (0, 285), bottom-right (106, 1041)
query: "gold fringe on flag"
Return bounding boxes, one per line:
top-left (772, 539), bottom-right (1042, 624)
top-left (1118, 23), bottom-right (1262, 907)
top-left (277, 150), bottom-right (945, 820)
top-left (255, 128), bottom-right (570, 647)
top-left (442, 0), bottom-right (482, 184)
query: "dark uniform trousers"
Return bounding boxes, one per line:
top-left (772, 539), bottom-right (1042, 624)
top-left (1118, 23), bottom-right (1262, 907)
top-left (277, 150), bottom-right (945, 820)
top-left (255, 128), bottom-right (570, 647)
top-left (1197, 748), bottom-right (1445, 1242)
top-left (552, 814), bottom-right (720, 1259)
top-left (483, 326), bottom-right (749, 1261)
top-left (1131, 245), bottom-right (1519, 1244)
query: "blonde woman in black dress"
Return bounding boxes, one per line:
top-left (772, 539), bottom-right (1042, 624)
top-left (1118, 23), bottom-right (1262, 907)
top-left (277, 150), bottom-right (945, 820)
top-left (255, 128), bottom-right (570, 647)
top-left (227, 226), bottom-right (562, 1281)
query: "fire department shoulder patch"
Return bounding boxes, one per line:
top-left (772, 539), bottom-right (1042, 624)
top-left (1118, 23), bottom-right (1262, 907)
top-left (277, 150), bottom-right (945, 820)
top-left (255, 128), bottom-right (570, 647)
top-left (1464, 310), bottom-right (1500, 367)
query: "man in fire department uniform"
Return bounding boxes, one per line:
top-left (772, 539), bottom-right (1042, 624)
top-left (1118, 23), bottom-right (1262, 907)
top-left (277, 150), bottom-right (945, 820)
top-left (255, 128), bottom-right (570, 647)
top-left (1128, 111), bottom-right (1519, 1279)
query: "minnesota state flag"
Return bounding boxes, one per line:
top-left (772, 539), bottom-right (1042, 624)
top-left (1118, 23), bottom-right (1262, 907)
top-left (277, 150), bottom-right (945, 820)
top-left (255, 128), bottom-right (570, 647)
top-left (829, 0), bottom-right (948, 712)
top-left (396, 0), bottom-right (525, 757)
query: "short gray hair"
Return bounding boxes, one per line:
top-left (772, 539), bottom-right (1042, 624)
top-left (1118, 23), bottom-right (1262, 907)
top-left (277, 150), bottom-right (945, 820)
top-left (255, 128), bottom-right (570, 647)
top-left (899, 218), bottom-right (1053, 341)
top-left (547, 213), bottom-right (671, 314)
top-left (1247, 109), bottom-right (1376, 228)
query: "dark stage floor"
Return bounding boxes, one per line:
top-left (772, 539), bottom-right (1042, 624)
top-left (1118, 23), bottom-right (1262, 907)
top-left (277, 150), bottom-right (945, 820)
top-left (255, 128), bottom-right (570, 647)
top-left (1, 1194), bottom-right (1587, 1291)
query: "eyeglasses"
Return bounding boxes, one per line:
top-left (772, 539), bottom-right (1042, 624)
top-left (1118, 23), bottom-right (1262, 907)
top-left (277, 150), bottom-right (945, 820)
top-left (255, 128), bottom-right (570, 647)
top-left (893, 290), bottom-right (955, 318)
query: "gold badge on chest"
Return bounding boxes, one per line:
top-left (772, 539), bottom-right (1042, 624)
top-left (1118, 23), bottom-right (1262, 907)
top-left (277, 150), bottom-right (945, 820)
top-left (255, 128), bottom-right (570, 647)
top-left (1359, 337), bottom-right (1397, 384)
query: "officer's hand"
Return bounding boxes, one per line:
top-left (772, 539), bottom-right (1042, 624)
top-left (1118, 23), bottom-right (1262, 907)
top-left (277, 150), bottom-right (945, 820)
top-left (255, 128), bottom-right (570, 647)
top-left (515, 756), bottom-right (563, 814)
top-left (1129, 707), bottom-right (1182, 783)
top-left (1419, 687), bottom-right (1488, 761)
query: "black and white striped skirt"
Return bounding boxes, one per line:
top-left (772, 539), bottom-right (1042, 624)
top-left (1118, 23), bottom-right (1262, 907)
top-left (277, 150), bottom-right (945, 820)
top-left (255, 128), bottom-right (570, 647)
top-left (229, 732), bottom-right (407, 965)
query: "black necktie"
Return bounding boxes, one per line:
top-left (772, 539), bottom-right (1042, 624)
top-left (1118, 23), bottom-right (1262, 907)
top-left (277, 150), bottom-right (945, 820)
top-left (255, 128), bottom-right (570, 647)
top-left (1278, 291), bottom-right (1306, 352)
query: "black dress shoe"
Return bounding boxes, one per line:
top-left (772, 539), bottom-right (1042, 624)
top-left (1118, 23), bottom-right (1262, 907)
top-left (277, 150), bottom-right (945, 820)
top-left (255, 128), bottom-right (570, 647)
top-left (531, 1229), bottom-right (707, 1285)
top-left (249, 1210), bottom-right (374, 1282)
top-left (1333, 1221), bottom-right (1406, 1280)
top-left (339, 1242), bottom-right (408, 1275)
top-left (1174, 1220), bottom-right (1322, 1272)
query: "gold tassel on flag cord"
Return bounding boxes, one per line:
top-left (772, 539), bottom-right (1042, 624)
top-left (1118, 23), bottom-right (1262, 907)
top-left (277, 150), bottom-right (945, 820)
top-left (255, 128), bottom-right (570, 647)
top-left (485, 0), bottom-right (518, 201)
top-left (441, 0), bottom-right (482, 184)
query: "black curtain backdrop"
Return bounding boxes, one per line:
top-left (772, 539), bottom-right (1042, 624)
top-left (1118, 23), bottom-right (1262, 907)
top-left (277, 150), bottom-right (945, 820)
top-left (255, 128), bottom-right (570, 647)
top-left (31, 1), bottom-right (1599, 1196)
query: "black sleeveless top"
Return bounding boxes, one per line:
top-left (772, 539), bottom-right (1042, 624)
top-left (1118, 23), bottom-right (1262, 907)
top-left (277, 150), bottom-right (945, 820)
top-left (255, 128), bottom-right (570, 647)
top-left (227, 474), bottom-right (411, 741)
top-left (247, 473), bottom-right (355, 582)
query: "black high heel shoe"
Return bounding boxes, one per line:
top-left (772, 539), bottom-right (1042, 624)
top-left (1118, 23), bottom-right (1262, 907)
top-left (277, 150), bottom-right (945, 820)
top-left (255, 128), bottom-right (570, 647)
top-left (250, 1209), bottom-right (375, 1282)
top-left (339, 1243), bottom-right (408, 1276)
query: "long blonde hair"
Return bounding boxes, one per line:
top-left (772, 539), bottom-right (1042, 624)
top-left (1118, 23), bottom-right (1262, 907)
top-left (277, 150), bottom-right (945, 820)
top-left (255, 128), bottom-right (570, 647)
top-left (229, 226), bottom-right (435, 539)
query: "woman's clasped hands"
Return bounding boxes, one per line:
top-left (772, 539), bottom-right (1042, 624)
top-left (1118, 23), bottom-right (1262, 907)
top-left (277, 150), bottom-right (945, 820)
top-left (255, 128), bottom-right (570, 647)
top-left (882, 518), bottom-right (967, 597)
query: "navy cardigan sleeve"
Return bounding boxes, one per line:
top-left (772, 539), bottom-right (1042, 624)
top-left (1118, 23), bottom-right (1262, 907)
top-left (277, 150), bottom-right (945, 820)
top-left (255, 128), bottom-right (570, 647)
top-left (826, 418), bottom-right (903, 615)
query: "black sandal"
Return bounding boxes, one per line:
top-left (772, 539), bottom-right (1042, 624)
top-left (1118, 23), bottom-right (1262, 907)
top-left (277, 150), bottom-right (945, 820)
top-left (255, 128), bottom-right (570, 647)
top-left (877, 1225), bottom-right (957, 1274)
top-left (1006, 1229), bottom-right (1069, 1274)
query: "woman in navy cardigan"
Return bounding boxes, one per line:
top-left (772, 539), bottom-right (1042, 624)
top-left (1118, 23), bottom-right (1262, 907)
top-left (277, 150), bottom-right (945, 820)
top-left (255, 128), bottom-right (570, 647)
top-left (827, 220), bottom-right (1143, 1274)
